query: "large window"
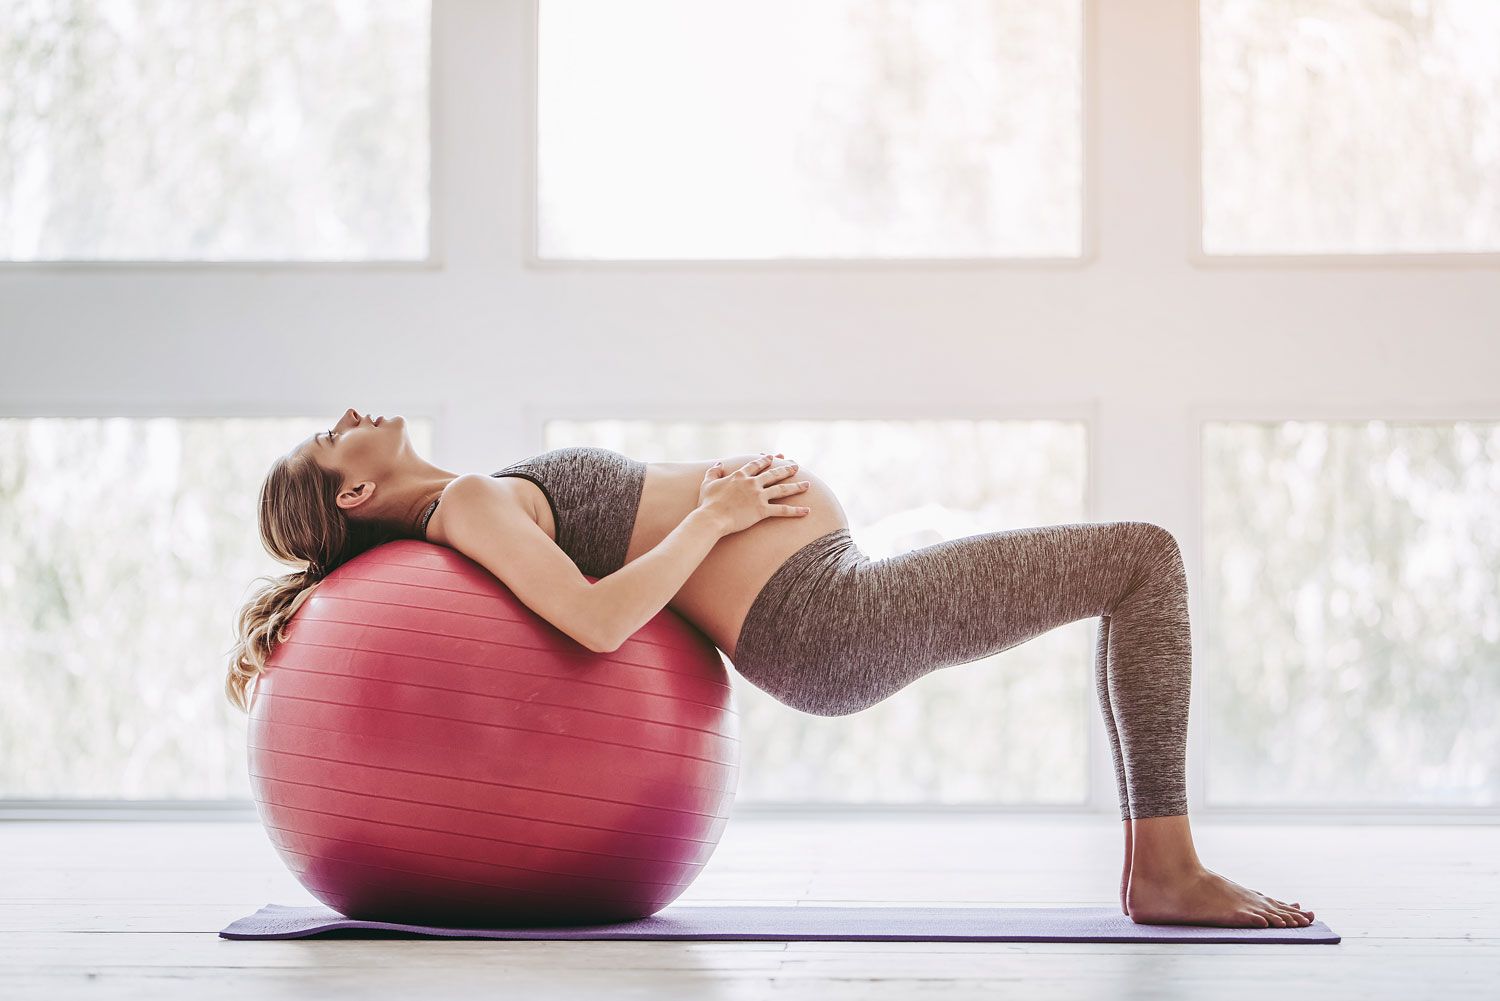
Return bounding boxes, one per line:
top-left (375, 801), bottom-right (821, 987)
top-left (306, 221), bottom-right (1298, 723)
top-left (546, 418), bottom-right (1092, 806)
top-left (1200, 0), bottom-right (1500, 255)
top-left (1203, 420), bottom-right (1500, 807)
top-left (0, 416), bottom-right (436, 800)
top-left (536, 0), bottom-right (1084, 260)
top-left (0, 0), bottom-right (431, 261)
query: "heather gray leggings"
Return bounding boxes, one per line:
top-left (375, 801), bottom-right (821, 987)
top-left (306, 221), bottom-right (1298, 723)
top-left (729, 521), bottom-right (1192, 821)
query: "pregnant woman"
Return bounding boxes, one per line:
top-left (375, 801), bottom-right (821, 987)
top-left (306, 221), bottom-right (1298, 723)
top-left (227, 407), bottom-right (1314, 931)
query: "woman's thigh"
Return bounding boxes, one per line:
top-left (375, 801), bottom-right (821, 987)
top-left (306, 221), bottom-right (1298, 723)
top-left (731, 520), bottom-right (1173, 716)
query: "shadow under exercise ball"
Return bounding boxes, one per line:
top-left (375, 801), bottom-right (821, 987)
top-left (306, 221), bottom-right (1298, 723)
top-left (247, 539), bottom-right (741, 927)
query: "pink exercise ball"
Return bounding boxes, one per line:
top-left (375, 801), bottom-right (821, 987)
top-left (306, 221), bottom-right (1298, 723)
top-left (247, 538), bottom-right (740, 927)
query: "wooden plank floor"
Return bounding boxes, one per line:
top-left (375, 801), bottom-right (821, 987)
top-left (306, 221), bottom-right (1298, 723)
top-left (3, 813), bottom-right (1496, 999)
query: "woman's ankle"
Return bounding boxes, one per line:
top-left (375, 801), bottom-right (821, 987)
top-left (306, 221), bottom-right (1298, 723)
top-left (1128, 814), bottom-right (1203, 878)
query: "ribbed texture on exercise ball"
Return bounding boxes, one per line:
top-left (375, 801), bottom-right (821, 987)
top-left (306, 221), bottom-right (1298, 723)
top-left (248, 539), bottom-right (740, 928)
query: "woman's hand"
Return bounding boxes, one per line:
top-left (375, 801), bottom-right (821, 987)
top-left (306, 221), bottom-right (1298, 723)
top-left (698, 453), bottom-right (812, 536)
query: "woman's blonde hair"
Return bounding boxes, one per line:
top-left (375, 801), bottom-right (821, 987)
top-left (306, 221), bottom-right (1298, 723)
top-left (225, 448), bottom-right (409, 714)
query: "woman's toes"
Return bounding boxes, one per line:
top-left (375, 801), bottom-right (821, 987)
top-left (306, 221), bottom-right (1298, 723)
top-left (1266, 897), bottom-right (1306, 920)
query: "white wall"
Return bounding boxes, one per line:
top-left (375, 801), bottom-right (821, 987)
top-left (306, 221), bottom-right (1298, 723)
top-left (2, 0), bottom-right (1497, 816)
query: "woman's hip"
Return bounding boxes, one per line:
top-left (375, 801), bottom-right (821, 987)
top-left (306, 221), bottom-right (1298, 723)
top-left (730, 527), bottom-right (864, 671)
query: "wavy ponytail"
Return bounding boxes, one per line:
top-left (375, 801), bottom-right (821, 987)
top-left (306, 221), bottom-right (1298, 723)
top-left (225, 446), bottom-right (408, 713)
top-left (226, 566), bottom-right (321, 713)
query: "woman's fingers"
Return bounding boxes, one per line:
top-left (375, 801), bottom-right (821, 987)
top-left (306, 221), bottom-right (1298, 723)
top-left (739, 454), bottom-right (775, 474)
top-left (767, 476), bottom-right (811, 517)
top-left (757, 459), bottom-right (798, 481)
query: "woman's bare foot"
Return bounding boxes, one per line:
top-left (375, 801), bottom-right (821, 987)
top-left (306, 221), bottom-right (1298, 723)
top-left (1126, 815), bottom-right (1315, 928)
top-left (1128, 865), bottom-right (1315, 927)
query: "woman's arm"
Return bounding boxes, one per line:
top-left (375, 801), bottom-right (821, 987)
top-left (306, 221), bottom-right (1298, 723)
top-left (590, 453), bottom-right (809, 651)
top-left (587, 507), bottom-right (729, 652)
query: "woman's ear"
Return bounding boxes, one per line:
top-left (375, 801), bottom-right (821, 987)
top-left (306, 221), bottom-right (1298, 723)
top-left (336, 480), bottom-right (377, 512)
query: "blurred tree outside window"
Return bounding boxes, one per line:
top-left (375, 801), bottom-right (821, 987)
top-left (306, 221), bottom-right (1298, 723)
top-left (1201, 0), bottom-right (1500, 254)
top-left (0, 0), bottom-right (430, 260)
top-left (1204, 421), bottom-right (1500, 807)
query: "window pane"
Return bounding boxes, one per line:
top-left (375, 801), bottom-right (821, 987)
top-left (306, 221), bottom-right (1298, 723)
top-left (0, 0), bottom-right (430, 261)
top-left (1203, 421), bottom-right (1500, 807)
top-left (1201, 0), bottom-right (1500, 255)
top-left (547, 418), bottom-right (1091, 806)
top-left (537, 0), bottom-right (1083, 260)
top-left (0, 415), bottom-right (435, 799)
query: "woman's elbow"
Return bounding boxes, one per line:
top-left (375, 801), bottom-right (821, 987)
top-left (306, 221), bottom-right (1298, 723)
top-left (583, 617), bottom-right (622, 654)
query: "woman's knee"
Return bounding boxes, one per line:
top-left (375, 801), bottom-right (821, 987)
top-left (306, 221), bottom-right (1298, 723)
top-left (1109, 519), bottom-right (1178, 558)
top-left (1112, 521), bottom-right (1186, 596)
top-left (1133, 521), bottom-right (1181, 562)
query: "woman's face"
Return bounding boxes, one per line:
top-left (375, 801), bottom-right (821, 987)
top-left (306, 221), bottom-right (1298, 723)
top-left (299, 407), bottom-right (410, 510)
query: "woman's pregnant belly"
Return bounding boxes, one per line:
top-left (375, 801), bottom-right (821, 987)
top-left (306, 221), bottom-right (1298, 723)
top-left (621, 453), bottom-right (850, 659)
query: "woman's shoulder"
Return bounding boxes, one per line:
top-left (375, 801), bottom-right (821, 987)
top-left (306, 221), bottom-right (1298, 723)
top-left (425, 474), bottom-right (538, 545)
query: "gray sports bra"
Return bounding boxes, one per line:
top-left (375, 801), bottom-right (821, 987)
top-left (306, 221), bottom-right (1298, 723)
top-left (418, 446), bottom-right (648, 578)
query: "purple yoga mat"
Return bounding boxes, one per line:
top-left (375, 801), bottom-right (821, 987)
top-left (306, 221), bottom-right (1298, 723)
top-left (221, 902), bottom-right (1340, 944)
